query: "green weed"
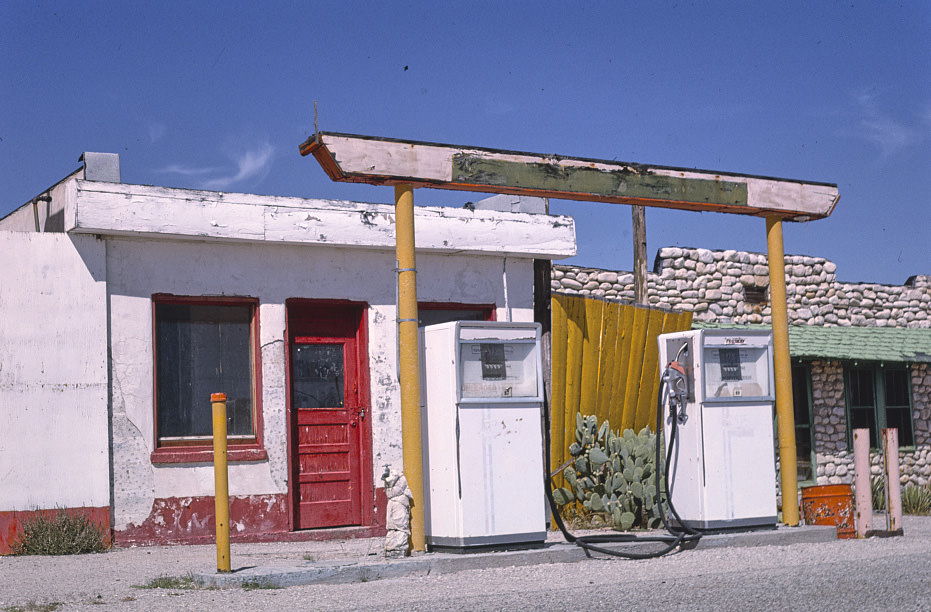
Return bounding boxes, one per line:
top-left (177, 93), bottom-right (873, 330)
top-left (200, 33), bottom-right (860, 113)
top-left (10, 511), bottom-right (108, 556)
top-left (134, 574), bottom-right (198, 590)
top-left (2, 602), bottom-right (61, 612)
top-left (241, 579), bottom-right (282, 591)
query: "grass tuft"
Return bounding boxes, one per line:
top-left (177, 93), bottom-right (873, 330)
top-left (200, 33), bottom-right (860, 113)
top-left (10, 511), bottom-right (108, 556)
top-left (1, 602), bottom-right (61, 612)
top-left (134, 574), bottom-right (199, 590)
top-left (242, 579), bottom-right (283, 591)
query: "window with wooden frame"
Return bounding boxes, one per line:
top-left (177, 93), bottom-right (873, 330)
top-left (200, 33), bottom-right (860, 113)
top-left (151, 295), bottom-right (265, 463)
top-left (791, 362), bottom-right (815, 484)
top-left (844, 363), bottom-right (914, 449)
top-left (742, 283), bottom-right (769, 305)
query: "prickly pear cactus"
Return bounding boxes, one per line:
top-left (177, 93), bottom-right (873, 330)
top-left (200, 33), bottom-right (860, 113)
top-left (553, 414), bottom-right (665, 531)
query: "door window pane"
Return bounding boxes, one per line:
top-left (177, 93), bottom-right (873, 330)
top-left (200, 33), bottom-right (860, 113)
top-left (292, 344), bottom-right (345, 408)
top-left (156, 302), bottom-right (254, 441)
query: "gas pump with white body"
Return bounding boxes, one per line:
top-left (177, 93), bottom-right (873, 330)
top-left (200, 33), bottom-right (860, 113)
top-left (658, 329), bottom-right (778, 530)
top-left (420, 321), bottom-right (546, 552)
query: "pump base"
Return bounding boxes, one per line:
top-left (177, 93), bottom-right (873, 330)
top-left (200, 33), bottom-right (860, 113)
top-left (674, 516), bottom-right (778, 532)
top-left (425, 532), bottom-right (546, 554)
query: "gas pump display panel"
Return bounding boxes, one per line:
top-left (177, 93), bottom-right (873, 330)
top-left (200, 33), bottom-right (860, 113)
top-left (459, 341), bottom-right (539, 400)
top-left (702, 341), bottom-right (772, 401)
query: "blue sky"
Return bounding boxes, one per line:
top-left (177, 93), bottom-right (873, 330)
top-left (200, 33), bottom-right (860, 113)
top-left (2, 1), bottom-right (928, 284)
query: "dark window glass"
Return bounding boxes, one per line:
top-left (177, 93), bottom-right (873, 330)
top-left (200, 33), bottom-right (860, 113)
top-left (791, 366), bottom-right (810, 426)
top-left (884, 369), bottom-right (910, 407)
top-left (849, 406), bottom-right (878, 448)
top-left (418, 308), bottom-right (488, 327)
top-left (292, 344), bottom-right (345, 408)
top-left (156, 303), bottom-right (253, 440)
top-left (845, 365), bottom-right (914, 449)
top-left (848, 368), bottom-right (874, 407)
top-left (886, 407), bottom-right (914, 447)
top-left (743, 284), bottom-right (768, 304)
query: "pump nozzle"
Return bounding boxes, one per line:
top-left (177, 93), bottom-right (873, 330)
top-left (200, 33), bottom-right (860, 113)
top-left (663, 361), bottom-right (689, 425)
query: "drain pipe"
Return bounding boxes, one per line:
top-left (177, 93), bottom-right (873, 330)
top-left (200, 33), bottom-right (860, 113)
top-left (31, 193), bottom-right (51, 232)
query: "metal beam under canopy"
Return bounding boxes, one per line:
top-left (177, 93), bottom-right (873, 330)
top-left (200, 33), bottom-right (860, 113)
top-left (300, 132), bottom-right (839, 221)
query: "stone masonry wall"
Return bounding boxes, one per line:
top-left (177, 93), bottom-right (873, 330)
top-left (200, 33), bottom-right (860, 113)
top-left (552, 247), bottom-right (931, 488)
top-left (553, 247), bottom-right (931, 328)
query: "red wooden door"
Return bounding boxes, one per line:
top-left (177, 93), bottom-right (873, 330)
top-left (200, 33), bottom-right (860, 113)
top-left (288, 303), bottom-right (370, 530)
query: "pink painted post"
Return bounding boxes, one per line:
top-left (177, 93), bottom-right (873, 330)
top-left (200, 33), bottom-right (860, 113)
top-left (853, 428), bottom-right (872, 537)
top-left (882, 428), bottom-right (903, 535)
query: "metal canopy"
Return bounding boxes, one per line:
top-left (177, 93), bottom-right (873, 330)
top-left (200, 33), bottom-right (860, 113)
top-left (300, 132), bottom-right (839, 221)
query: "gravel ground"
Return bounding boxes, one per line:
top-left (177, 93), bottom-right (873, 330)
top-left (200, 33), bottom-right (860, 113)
top-left (2, 517), bottom-right (929, 611)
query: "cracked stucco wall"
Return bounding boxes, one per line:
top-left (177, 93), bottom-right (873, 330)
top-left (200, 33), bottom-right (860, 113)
top-left (105, 236), bottom-right (534, 529)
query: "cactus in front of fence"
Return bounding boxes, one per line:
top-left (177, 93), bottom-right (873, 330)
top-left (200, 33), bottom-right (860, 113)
top-left (552, 413), bottom-right (664, 531)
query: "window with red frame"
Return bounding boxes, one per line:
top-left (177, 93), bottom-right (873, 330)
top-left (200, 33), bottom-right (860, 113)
top-left (154, 298), bottom-right (257, 446)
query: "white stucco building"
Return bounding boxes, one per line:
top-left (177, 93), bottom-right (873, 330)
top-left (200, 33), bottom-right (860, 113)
top-left (0, 153), bottom-right (575, 551)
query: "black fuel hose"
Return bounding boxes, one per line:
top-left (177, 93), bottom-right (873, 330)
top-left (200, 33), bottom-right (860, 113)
top-left (543, 367), bottom-right (702, 559)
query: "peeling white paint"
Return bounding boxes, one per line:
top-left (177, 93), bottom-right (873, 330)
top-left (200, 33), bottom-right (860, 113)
top-left (2, 174), bottom-right (573, 534)
top-left (67, 181), bottom-right (576, 259)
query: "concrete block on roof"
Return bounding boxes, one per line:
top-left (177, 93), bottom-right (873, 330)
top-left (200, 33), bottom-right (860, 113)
top-left (470, 194), bottom-right (547, 214)
top-left (80, 153), bottom-right (120, 183)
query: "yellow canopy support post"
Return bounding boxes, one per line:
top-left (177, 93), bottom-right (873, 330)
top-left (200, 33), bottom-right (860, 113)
top-left (766, 217), bottom-right (800, 526)
top-left (395, 184), bottom-right (426, 551)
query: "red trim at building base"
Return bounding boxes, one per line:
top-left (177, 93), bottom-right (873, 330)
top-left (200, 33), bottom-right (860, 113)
top-left (0, 507), bottom-right (111, 555)
top-left (114, 488), bottom-right (388, 548)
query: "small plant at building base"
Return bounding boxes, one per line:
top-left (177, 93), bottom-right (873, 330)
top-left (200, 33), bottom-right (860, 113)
top-left (869, 477), bottom-right (931, 515)
top-left (901, 483), bottom-right (931, 515)
top-left (871, 476), bottom-right (886, 512)
top-left (552, 413), bottom-right (665, 531)
top-left (10, 511), bottom-right (109, 556)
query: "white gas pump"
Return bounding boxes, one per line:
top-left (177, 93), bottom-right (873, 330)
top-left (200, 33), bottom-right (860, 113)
top-left (658, 329), bottom-right (778, 530)
top-left (420, 321), bottom-right (546, 552)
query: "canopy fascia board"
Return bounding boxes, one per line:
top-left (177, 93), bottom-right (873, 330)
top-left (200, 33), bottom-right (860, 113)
top-left (300, 132), bottom-right (839, 221)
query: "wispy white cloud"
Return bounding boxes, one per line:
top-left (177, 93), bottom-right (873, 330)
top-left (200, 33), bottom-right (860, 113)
top-left (157, 164), bottom-right (220, 177)
top-left (844, 90), bottom-right (924, 159)
top-left (203, 142), bottom-right (275, 190)
top-left (148, 123), bottom-right (166, 144)
top-left (156, 140), bottom-right (276, 191)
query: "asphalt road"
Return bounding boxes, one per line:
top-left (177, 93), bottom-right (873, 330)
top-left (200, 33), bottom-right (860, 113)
top-left (2, 516), bottom-right (928, 611)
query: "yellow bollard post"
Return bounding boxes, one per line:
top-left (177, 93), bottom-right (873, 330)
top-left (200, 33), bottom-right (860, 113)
top-left (395, 184), bottom-right (425, 552)
top-left (766, 217), bottom-right (800, 526)
top-left (211, 392), bottom-right (231, 573)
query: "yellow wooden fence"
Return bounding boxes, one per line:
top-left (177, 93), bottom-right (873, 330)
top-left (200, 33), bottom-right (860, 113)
top-left (549, 294), bottom-right (692, 476)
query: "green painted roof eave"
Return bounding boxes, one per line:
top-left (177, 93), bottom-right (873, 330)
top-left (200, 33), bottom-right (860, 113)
top-left (692, 323), bottom-right (931, 364)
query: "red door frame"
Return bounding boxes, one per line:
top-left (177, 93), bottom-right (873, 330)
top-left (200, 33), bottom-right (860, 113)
top-left (284, 299), bottom-right (373, 531)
